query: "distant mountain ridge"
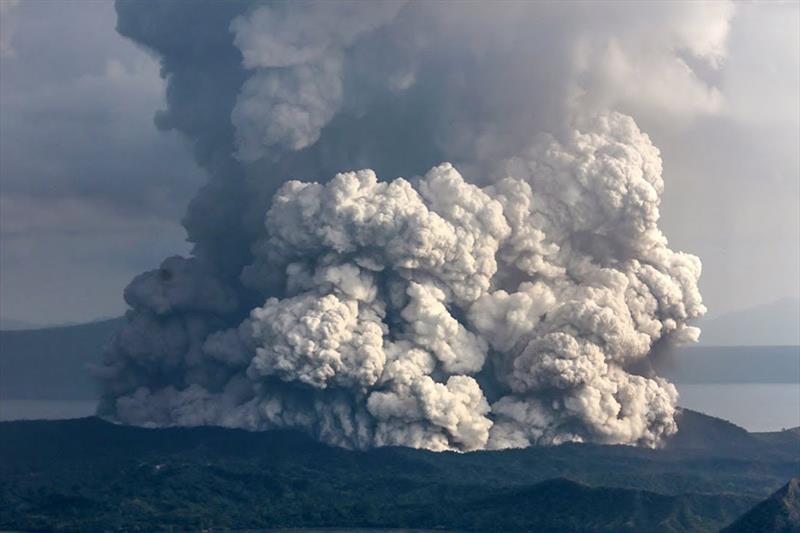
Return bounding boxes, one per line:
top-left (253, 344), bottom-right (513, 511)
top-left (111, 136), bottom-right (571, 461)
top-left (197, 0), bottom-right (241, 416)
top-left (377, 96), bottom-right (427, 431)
top-left (0, 315), bottom-right (120, 331)
top-left (0, 317), bottom-right (43, 330)
top-left (699, 297), bottom-right (800, 346)
top-left (2, 314), bottom-right (799, 404)
top-left (0, 317), bottom-right (123, 400)
top-left (657, 345), bottom-right (800, 384)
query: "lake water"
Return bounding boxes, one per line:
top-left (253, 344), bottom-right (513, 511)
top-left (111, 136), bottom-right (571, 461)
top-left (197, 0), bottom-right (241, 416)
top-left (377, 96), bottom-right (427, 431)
top-left (2, 383), bottom-right (798, 432)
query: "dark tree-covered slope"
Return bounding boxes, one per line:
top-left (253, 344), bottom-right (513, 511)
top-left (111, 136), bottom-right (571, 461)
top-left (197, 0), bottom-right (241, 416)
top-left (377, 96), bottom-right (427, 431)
top-left (1, 413), bottom-right (797, 532)
top-left (723, 478), bottom-right (800, 533)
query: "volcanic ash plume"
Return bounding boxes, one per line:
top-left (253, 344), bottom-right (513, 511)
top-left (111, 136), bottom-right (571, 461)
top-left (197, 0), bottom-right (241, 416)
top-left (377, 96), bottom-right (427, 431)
top-left (99, 115), bottom-right (705, 451)
top-left (96, 1), bottom-right (719, 451)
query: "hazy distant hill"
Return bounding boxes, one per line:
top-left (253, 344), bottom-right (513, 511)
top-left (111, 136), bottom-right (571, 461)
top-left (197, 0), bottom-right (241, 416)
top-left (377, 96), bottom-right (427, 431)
top-left (0, 317), bottom-right (43, 330)
top-left (0, 317), bottom-right (123, 400)
top-left (722, 477), bottom-right (800, 533)
top-left (699, 298), bottom-right (800, 346)
top-left (1, 316), bottom-right (798, 406)
top-left (657, 345), bottom-right (800, 384)
top-left (1, 411), bottom-right (796, 532)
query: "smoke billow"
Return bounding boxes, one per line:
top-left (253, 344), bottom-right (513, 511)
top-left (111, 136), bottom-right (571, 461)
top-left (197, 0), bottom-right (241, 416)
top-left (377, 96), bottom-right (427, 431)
top-left (96, 0), bottom-right (727, 450)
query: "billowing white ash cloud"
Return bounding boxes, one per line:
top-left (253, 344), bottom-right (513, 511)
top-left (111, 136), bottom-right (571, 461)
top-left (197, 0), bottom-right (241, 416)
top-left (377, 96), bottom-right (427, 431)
top-left (97, 0), bottom-right (726, 450)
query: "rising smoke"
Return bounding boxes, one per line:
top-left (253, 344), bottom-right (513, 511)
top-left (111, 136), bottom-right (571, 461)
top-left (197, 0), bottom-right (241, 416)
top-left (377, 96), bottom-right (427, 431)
top-left (96, 0), bottom-right (729, 450)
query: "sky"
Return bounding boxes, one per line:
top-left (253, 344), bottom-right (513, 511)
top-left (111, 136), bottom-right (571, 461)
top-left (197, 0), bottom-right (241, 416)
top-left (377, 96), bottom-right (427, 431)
top-left (0, 0), bottom-right (798, 327)
top-left (0, 0), bottom-right (199, 326)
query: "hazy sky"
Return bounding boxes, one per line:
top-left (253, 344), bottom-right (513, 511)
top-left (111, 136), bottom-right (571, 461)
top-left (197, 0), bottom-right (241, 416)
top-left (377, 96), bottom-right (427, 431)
top-left (0, 0), bottom-right (798, 326)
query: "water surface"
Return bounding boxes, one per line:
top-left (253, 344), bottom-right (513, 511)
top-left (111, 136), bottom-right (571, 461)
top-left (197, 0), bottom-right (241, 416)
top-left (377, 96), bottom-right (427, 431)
top-left (2, 385), bottom-right (798, 433)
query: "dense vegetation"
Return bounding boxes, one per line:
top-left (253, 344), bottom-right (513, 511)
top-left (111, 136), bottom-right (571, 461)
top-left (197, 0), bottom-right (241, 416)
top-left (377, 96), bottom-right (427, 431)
top-left (1, 410), bottom-right (797, 532)
top-left (723, 478), bottom-right (800, 533)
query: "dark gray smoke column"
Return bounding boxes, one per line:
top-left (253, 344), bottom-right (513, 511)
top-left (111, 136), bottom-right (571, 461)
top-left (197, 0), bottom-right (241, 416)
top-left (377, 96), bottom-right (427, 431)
top-left (97, 0), bottom-right (721, 450)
